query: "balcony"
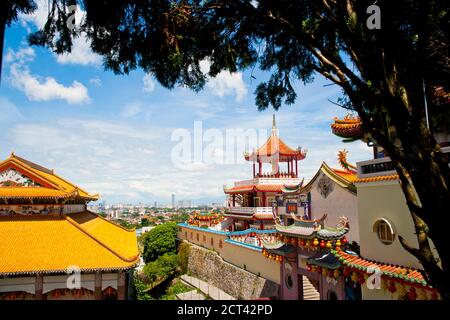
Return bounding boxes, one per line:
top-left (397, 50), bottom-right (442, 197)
top-left (234, 177), bottom-right (303, 187)
top-left (226, 207), bottom-right (273, 216)
top-left (356, 157), bottom-right (396, 178)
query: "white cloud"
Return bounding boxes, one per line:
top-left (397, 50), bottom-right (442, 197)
top-left (89, 77), bottom-right (102, 87)
top-left (7, 47), bottom-right (90, 104)
top-left (121, 102), bottom-right (144, 118)
top-left (20, 0), bottom-right (101, 67)
top-left (199, 59), bottom-right (248, 101)
top-left (142, 74), bottom-right (156, 92)
top-left (55, 36), bottom-right (102, 66)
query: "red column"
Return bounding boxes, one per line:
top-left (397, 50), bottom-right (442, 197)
top-left (253, 162), bottom-right (256, 178)
top-left (262, 193), bottom-right (266, 207)
top-left (232, 194), bottom-right (236, 207)
top-left (295, 160), bottom-right (298, 177)
top-left (287, 160), bottom-right (290, 174)
top-left (259, 161), bottom-right (262, 176)
top-left (260, 221), bottom-right (264, 230)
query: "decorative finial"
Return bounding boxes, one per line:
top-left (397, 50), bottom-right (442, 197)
top-left (9, 152), bottom-right (15, 158)
top-left (272, 114), bottom-right (276, 130)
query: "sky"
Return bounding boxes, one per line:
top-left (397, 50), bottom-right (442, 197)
top-left (0, 1), bottom-right (373, 205)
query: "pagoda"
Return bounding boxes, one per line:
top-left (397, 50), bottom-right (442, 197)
top-left (0, 153), bottom-right (139, 300)
top-left (224, 115), bottom-right (306, 231)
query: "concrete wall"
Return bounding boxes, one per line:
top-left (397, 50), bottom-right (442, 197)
top-left (309, 173), bottom-right (358, 243)
top-left (185, 243), bottom-right (279, 299)
top-left (178, 226), bottom-right (280, 284)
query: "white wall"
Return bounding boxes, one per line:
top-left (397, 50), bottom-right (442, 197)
top-left (309, 173), bottom-right (359, 243)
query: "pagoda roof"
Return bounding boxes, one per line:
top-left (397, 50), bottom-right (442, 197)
top-left (275, 215), bottom-right (349, 240)
top-left (0, 153), bottom-right (98, 202)
top-left (307, 251), bottom-right (341, 269)
top-left (331, 115), bottom-right (364, 139)
top-left (224, 183), bottom-right (299, 194)
top-left (244, 115), bottom-right (306, 162)
top-left (0, 211), bottom-right (139, 275)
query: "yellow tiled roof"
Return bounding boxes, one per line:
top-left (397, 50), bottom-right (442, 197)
top-left (0, 187), bottom-right (72, 199)
top-left (0, 211), bottom-right (139, 275)
top-left (0, 154), bottom-right (98, 201)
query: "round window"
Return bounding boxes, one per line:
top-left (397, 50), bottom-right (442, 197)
top-left (373, 219), bottom-right (395, 245)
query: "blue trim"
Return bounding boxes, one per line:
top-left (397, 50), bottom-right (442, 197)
top-left (178, 222), bottom-right (228, 235)
top-left (226, 228), bottom-right (276, 236)
top-left (224, 239), bottom-right (263, 252)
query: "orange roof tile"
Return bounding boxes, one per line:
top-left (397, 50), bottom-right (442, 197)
top-left (225, 184), bottom-right (290, 194)
top-left (334, 250), bottom-right (430, 287)
top-left (332, 169), bottom-right (358, 182)
top-left (354, 174), bottom-right (399, 183)
top-left (0, 211), bottom-right (138, 275)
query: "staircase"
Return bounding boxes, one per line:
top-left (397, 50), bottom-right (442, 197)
top-left (302, 277), bottom-right (320, 300)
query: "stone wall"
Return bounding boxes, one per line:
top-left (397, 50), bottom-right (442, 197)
top-left (186, 243), bottom-right (279, 300)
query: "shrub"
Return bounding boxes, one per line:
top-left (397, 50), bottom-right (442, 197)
top-left (143, 222), bottom-right (178, 263)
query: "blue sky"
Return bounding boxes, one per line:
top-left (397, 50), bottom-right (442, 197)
top-left (0, 1), bottom-right (372, 205)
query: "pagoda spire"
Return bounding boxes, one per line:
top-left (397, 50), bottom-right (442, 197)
top-left (272, 114), bottom-right (277, 133)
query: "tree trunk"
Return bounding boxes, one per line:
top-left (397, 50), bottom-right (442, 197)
top-left (387, 112), bottom-right (450, 299)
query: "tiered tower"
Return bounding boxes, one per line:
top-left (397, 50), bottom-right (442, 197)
top-left (224, 115), bottom-right (307, 231)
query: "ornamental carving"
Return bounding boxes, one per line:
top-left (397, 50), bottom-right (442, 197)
top-left (0, 169), bottom-right (41, 187)
top-left (317, 174), bottom-right (334, 199)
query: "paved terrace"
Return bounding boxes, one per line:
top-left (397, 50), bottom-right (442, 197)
top-left (180, 275), bottom-right (236, 300)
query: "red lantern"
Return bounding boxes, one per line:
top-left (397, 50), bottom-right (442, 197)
top-left (358, 273), bottom-right (366, 284)
top-left (341, 237), bottom-right (348, 244)
top-left (343, 267), bottom-right (352, 277)
top-left (307, 265), bottom-right (312, 272)
top-left (317, 266), bottom-right (322, 274)
top-left (388, 281), bottom-right (397, 293)
top-left (409, 287), bottom-right (417, 300)
top-left (319, 240), bottom-right (326, 248)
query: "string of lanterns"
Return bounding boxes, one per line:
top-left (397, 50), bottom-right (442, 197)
top-left (341, 266), bottom-right (441, 300)
top-left (276, 234), bottom-right (348, 251)
top-left (262, 249), bottom-right (283, 263)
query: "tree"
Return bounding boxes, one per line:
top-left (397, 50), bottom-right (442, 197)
top-left (4, 0), bottom-right (450, 298)
top-left (142, 222), bottom-right (178, 263)
top-left (143, 253), bottom-right (178, 284)
top-left (0, 0), bottom-right (37, 83)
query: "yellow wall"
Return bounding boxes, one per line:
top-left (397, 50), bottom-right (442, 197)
top-left (178, 227), bottom-right (280, 284)
top-left (357, 181), bottom-right (422, 268)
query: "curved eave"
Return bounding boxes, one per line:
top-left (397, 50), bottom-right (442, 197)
top-left (301, 162), bottom-right (356, 194)
top-left (0, 262), bottom-right (139, 277)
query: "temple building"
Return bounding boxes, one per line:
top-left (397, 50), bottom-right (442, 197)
top-left (0, 153), bottom-right (139, 300)
top-left (277, 150), bottom-right (359, 244)
top-left (224, 116), bottom-right (306, 230)
top-left (325, 115), bottom-right (447, 300)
